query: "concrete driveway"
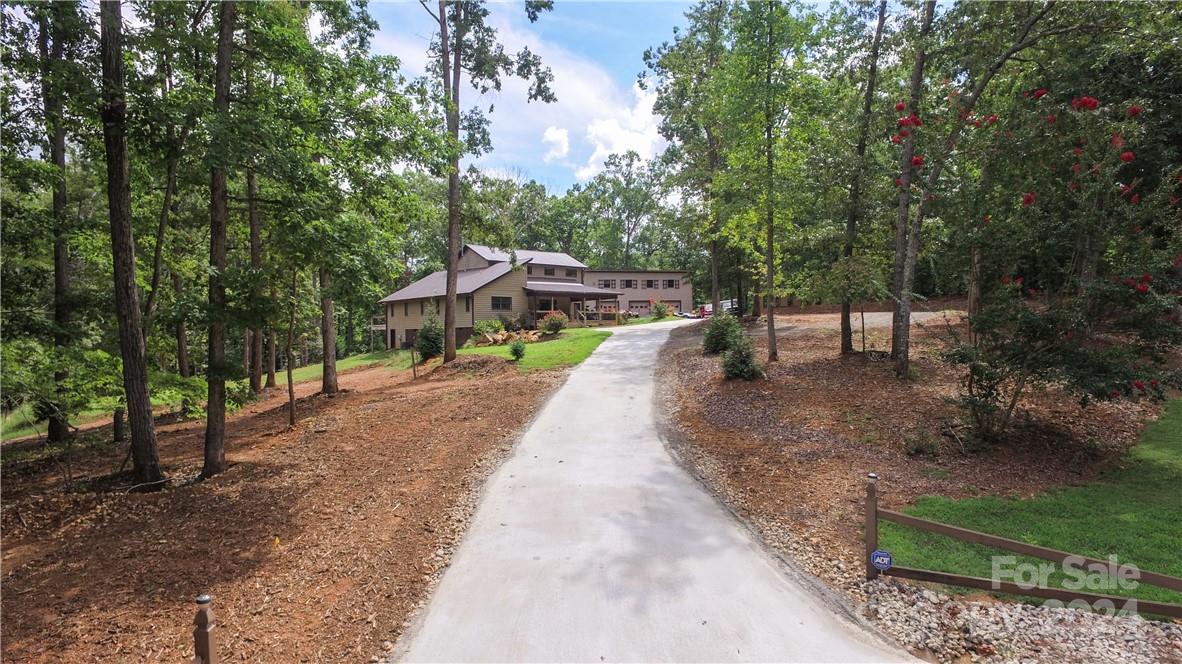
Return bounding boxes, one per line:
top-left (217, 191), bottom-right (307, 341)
top-left (395, 320), bottom-right (909, 662)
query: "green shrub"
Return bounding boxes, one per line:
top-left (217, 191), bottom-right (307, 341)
top-left (509, 338), bottom-right (526, 361)
top-left (651, 300), bottom-right (671, 319)
top-left (703, 312), bottom-right (742, 354)
top-left (903, 431), bottom-right (939, 457)
top-left (541, 310), bottom-right (568, 334)
top-left (415, 310), bottom-right (445, 360)
top-left (722, 334), bottom-right (763, 380)
top-left (473, 319), bottom-right (504, 337)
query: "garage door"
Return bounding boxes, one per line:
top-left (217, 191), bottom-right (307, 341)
top-left (628, 300), bottom-right (650, 315)
top-left (403, 328), bottom-right (417, 349)
top-left (663, 300), bottom-right (682, 312)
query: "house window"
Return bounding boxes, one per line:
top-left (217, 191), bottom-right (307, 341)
top-left (491, 296), bottom-right (512, 311)
top-left (544, 267), bottom-right (555, 276)
top-left (566, 269), bottom-right (577, 278)
top-left (643, 279), bottom-right (658, 289)
top-left (527, 265), bottom-right (533, 275)
top-left (621, 279), bottom-right (636, 289)
top-left (598, 279), bottom-right (616, 289)
top-left (663, 279), bottom-right (679, 289)
top-left (419, 300), bottom-right (424, 314)
top-left (404, 302), bottom-right (408, 316)
top-left (465, 296), bottom-right (470, 312)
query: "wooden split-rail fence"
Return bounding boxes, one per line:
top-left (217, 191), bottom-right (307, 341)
top-left (863, 473), bottom-right (1182, 618)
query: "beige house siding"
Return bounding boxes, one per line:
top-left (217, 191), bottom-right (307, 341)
top-left (457, 251), bottom-right (490, 271)
top-left (384, 267), bottom-right (531, 348)
top-left (473, 267), bottom-right (528, 322)
top-left (584, 271), bottom-right (693, 314)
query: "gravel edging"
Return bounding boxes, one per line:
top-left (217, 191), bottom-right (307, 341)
top-left (654, 324), bottom-right (1182, 664)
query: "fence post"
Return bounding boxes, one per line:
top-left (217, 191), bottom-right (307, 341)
top-left (865, 472), bottom-right (879, 580)
top-left (193, 594), bottom-right (216, 664)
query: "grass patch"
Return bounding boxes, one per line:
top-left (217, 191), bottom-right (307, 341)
top-left (266, 349), bottom-right (412, 388)
top-left (880, 399), bottom-right (1182, 606)
top-left (458, 328), bottom-right (610, 370)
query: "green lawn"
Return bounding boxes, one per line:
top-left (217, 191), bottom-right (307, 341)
top-left (266, 348), bottom-right (412, 388)
top-left (880, 399), bottom-right (1182, 606)
top-left (1, 404), bottom-right (111, 442)
top-left (458, 327), bottom-right (610, 370)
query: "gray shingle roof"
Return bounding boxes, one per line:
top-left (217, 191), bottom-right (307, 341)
top-left (379, 261), bottom-right (519, 303)
top-left (524, 281), bottom-right (621, 297)
top-left (466, 244), bottom-right (587, 269)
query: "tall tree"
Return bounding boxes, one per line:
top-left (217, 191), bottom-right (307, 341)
top-left (421, 0), bottom-right (556, 362)
top-left (840, 0), bottom-right (887, 355)
top-left (99, 0), bottom-right (163, 486)
top-left (202, 0), bottom-right (236, 480)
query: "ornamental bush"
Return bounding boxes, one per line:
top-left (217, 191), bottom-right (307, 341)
top-left (415, 310), bottom-right (444, 360)
top-left (703, 312), bottom-right (742, 354)
top-left (722, 333), bottom-right (763, 381)
top-left (541, 310), bottom-right (568, 334)
top-left (473, 319), bottom-right (504, 337)
top-left (650, 300), bottom-right (671, 319)
top-left (509, 338), bottom-right (526, 361)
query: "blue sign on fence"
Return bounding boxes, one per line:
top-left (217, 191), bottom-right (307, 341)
top-left (871, 549), bottom-right (893, 572)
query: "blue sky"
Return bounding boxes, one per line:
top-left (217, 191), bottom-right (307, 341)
top-left (369, 1), bottom-right (692, 193)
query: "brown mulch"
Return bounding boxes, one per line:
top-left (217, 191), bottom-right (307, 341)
top-left (1, 359), bottom-right (564, 663)
top-left (659, 317), bottom-right (1164, 586)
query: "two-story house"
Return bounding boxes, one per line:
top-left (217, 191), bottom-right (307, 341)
top-left (379, 244), bottom-right (623, 348)
top-left (582, 269), bottom-right (693, 316)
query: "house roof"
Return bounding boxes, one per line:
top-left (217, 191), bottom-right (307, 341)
top-left (524, 281), bottom-right (621, 298)
top-left (466, 244), bottom-right (587, 269)
top-left (379, 260), bottom-right (521, 303)
top-left (584, 269), bottom-right (690, 275)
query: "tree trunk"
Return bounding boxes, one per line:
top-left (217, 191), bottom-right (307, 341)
top-left (842, 0), bottom-right (887, 355)
top-left (763, 4), bottom-right (778, 362)
top-left (286, 269), bottom-right (297, 427)
top-left (247, 168), bottom-right (263, 392)
top-left (202, 0), bottom-right (235, 480)
top-left (171, 269), bottom-right (189, 377)
top-left (100, 0), bottom-right (163, 486)
top-left (320, 267), bottom-right (338, 395)
top-left (39, 7), bottom-right (71, 444)
top-left (113, 407), bottom-right (125, 443)
top-left (266, 327), bottom-right (277, 388)
top-left (968, 245), bottom-right (982, 345)
top-left (438, 0), bottom-right (463, 363)
top-left (890, 0), bottom-right (935, 376)
top-left (143, 158), bottom-right (177, 340)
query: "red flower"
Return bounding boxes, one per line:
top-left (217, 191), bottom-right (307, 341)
top-left (1135, 283), bottom-right (1149, 294)
top-left (912, 155), bottom-right (925, 167)
top-left (1120, 151), bottom-right (1135, 163)
top-left (909, 114), bottom-right (923, 127)
top-left (1022, 191), bottom-right (1036, 206)
top-left (1110, 390), bottom-right (1121, 399)
top-left (1170, 196), bottom-right (1179, 207)
top-left (1119, 183), bottom-right (1131, 195)
top-left (1068, 182), bottom-right (1079, 192)
top-left (1014, 276), bottom-right (1024, 286)
top-left (1046, 114), bottom-right (1057, 124)
top-left (1134, 225), bottom-right (1143, 234)
top-left (1001, 275), bottom-right (1012, 284)
top-left (1071, 163), bottom-right (1083, 173)
top-left (898, 116), bottom-right (912, 127)
top-left (982, 214), bottom-right (991, 225)
top-left (895, 101), bottom-right (907, 112)
top-left (890, 134), bottom-right (902, 144)
top-left (986, 114), bottom-right (999, 125)
top-left (1033, 88), bottom-right (1048, 99)
top-left (1130, 193), bottom-right (1140, 205)
top-left (1111, 133), bottom-right (1125, 148)
top-left (1140, 273), bottom-right (1153, 283)
top-left (1128, 104), bottom-right (1142, 117)
top-left (1151, 379), bottom-right (1160, 388)
top-left (1071, 96), bottom-right (1099, 111)
top-left (899, 129), bottom-right (910, 137)
top-left (1125, 277), bottom-right (1137, 287)
top-left (895, 178), bottom-right (904, 187)
top-left (1072, 147), bottom-right (1083, 157)
top-left (1134, 379), bottom-right (1146, 392)
top-left (973, 118), bottom-right (982, 127)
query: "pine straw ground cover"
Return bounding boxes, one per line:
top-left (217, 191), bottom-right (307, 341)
top-left (1, 357), bottom-right (563, 662)
top-left (658, 317), bottom-right (1166, 599)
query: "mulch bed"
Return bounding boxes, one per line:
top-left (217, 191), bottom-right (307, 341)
top-left (1, 361), bottom-right (564, 662)
top-left (658, 319), bottom-right (1164, 591)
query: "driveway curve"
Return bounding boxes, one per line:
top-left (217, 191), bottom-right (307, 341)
top-left (396, 320), bottom-right (909, 662)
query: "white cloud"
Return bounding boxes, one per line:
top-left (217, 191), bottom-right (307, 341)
top-left (542, 126), bottom-right (570, 162)
top-left (575, 84), bottom-right (661, 180)
top-left (371, 8), bottom-right (666, 190)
